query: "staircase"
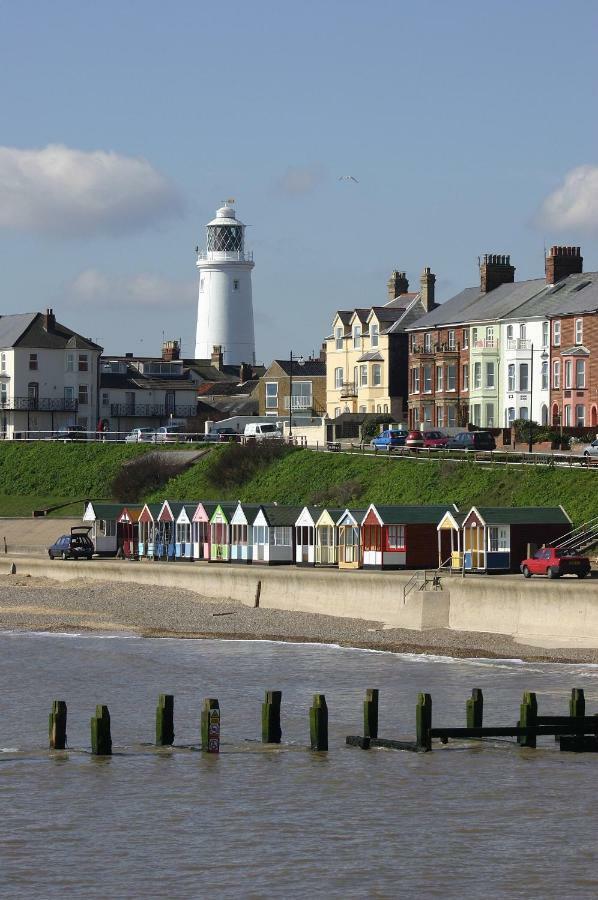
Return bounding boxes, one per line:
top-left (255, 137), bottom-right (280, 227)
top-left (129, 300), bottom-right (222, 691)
top-left (550, 515), bottom-right (598, 555)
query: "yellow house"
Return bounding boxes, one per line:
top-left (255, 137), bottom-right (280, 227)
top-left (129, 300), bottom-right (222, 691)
top-left (325, 269), bottom-right (434, 420)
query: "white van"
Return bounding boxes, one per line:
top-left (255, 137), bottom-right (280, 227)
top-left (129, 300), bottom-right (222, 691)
top-left (244, 422), bottom-right (282, 441)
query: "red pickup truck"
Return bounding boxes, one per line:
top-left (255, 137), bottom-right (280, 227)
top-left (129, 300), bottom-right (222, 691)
top-left (520, 547), bottom-right (591, 579)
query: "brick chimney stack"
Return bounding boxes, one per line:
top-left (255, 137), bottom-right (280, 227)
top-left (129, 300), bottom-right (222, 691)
top-left (319, 341), bottom-right (326, 362)
top-left (161, 339), bottom-right (180, 362)
top-left (545, 246), bottom-right (583, 285)
top-left (387, 270), bottom-right (409, 301)
top-left (480, 254), bottom-right (515, 294)
top-left (43, 308), bottom-right (55, 331)
top-left (239, 362), bottom-right (251, 383)
top-left (419, 267), bottom-right (437, 312)
top-left (211, 345), bottom-right (223, 370)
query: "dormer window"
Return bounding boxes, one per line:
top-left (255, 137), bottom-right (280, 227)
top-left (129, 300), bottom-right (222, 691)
top-left (335, 327), bottom-right (343, 350)
top-left (370, 323), bottom-right (379, 347)
top-left (353, 325), bottom-right (361, 349)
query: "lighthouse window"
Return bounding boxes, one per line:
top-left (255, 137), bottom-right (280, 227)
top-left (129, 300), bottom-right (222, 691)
top-left (207, 225), bottom-right (243, 252)
top-left (200, 278), bottom-right (205, 292)
top-left (233, 280), bottom-right (239, 291)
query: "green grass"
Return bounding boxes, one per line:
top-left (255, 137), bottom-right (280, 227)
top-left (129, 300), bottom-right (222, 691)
top-left (151, 445), bottom-right (597, 525)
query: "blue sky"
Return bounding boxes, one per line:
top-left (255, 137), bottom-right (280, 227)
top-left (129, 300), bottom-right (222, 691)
top-left (1, 0), bottom-right (597, 363)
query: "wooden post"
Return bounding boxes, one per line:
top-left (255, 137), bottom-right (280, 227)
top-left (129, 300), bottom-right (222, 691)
top-left (262, 690), bottom-right (282, 743)
top-left (363, 688), bottom-right (379, 740)
top-left (570, 687), bottom-right (585, 719)
top-left (518, 691), bottom-right (537, 749)
top-left (156, 694), bottom-right (174, 746)
top-left (90, 705), bottom-right (112, 756)
top-left (201, 698), bottom-right (220, 753)
top-left (466, 688), bottom-right (483, 729)
top-left (49, 700), bottom-right (67, 750)
top-left (416, 693), bottom-right (432, 751)
top-left (309, 694), bottom-right (328, 751)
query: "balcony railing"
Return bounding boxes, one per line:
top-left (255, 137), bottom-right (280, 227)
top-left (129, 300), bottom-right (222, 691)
top-left (196, 249), bottom-right (253, 262)
top-left (506, 339), bottom-right (531, 351)
top-left (110, 404), bottom-right (198, 418)
top-left (0, 397), bottom-right (78, 412)
top-left (473, 339), bottom-right (498, 350)
top-left (412, 342), bottom-right (460, 355)
top-left (339, 382), bottom-right (357, 398)
top-left (283, 395), bottom-right (313, 410)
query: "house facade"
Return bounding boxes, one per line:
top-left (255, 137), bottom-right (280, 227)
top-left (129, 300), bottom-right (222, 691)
top-left (0, 309), bottom-right (102, 439)
top-left (258, 358), bottom-right (326, 418)
top-left (325, 269), bottom-right (435, 420)
top-left (406, 247), bottom-right (588, 430)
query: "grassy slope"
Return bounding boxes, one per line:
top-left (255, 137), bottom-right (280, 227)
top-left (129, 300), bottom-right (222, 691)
top-left (0, 443), bottom-right (152, 516)
top-left (152, 447), bottom-right (596, 525)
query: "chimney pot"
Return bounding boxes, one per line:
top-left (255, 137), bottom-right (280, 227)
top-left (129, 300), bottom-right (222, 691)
top-left (545, 245), bottom-right (583, 284)
top-left (419, 267), bottom-right (437, 313)
top-left (387, 270), bottom-right (409, 301)
top-left (479, 252), bottom-right (516, 293)
top-left (43, 308), bottom-right (56, 331)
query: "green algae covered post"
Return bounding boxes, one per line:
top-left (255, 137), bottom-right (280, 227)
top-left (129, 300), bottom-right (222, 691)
top-left (49, 700), bottom-right (67, 750)
top-left (262, 690), bottom-right (282, 744)
top-left (518, 691), bottom-right (538, 749)
top-left (416, 693), bottom-right (432, 751)
top-left (310, 694), bottom-right (328, 751)
top-left (156, 694), bottom-right (174, 747)
top-left (466, 688), bottom-right (484, 729)
top-left (363, 688), bottom-right (379, 740)
top-left (91, 705), bottom-right (112, 756)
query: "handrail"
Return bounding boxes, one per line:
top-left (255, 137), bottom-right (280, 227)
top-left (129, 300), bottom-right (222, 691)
top-left (551, 515), bottom-right (598, 551)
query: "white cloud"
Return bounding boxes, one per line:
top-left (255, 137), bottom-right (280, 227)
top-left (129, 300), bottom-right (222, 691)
top-left (538, 165), bottom-right (598, 233)
top-left (64, 269), bottom-right (195, 309)
top-left (278, 164), bottom-right (326, 195)
top-left (0, 144), bottom-right (183, 236)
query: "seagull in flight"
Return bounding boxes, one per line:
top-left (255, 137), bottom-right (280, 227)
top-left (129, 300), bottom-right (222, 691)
top-left (338, 175), bottom-right (358, 182)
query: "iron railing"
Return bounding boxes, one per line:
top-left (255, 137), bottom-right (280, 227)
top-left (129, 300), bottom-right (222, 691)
top-left (0, 397), bottom-right (78, 412)
top-left (110, 404), bottom-right (198, 417)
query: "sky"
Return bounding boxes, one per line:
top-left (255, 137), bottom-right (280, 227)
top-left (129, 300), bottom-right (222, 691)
top-left (1, 0), bottom-right (597, 363)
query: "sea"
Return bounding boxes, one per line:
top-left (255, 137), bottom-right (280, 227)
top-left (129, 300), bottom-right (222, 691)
top-left (1, 632), bottom-right (598, 898)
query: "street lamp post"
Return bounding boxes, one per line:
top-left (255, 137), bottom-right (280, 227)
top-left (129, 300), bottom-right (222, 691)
top-left (288, 351), bottom-right (305, 439)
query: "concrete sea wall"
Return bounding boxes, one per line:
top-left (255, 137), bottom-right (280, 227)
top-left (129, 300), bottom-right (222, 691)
top-left (7, 556), bottom-right (598, 646)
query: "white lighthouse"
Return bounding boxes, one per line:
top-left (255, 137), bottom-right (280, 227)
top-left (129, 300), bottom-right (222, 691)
top-left (194, 201), bottom-right (256, 365)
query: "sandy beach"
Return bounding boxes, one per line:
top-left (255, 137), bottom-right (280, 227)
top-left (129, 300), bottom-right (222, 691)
top-left (1, 574), bottom-right (597, 664)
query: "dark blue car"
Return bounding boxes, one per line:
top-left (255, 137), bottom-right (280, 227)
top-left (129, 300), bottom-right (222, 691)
top-left (370, 429), bottom-right (407, 450)
top-left (48, 527), bottom-right (94, 560)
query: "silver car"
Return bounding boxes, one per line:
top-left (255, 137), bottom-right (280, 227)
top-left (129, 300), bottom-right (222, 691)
top-left (582, 439), bottom-right (598, 458)
top-left (124, 427), bottom-right (156, 443)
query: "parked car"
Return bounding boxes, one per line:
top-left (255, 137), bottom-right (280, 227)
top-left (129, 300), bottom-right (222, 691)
top-left (244, 422), bottom-right (282, 441)
top-left (582, 439), bottom-right (598, 459)
top-left (124, 427), bottom-right (155, 443)
top-left (421, 430), bottom-right (449, 449)
top-left (520, 546), bottom-right (591, 579)
top-left (202, 428), bottom-right (242, 443)
top-left (54, 425), bottom-right (87, 442)
top-left (153, 425), bottom-right (189, 443)
top-left (370, 429), bottom-right (407, 450)
top-left (48, 527), bottom-right (94, 560)
top-left (446, 431), bottom-right (496, 451)
top-left (405, 430), bottom-right (424, 448)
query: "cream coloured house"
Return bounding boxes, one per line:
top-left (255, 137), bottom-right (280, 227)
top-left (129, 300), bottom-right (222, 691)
top-left (325, 269), bottom-right (436, 419)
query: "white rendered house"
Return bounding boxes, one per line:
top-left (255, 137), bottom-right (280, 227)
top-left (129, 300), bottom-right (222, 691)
top-left (195, 202), bottom-right (256, 366)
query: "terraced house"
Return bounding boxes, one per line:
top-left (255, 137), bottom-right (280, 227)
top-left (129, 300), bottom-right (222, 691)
top-left (325, 268), bottom-right (436, 419)
top-left (406, 246), bottom-right (592, 430)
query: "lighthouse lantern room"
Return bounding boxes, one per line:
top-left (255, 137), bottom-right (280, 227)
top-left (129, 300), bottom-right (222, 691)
top-left (194, 201), bottom-right (256, 366)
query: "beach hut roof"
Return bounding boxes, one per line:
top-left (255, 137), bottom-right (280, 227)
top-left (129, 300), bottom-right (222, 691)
top-left (138, 503), bottom-right (163, 522)
top-left (259, 505), bottom-right (302, 527)
top-left (365, 504), bottom-right (457, 525)
top-left (209, 502), bottom-right (238, 522)
top-left (83, 501), bottom-right (125, 521)
top-left (466, 506), bottom-right (571, 526)
top-left (335, 508), bottom-right (367, 526)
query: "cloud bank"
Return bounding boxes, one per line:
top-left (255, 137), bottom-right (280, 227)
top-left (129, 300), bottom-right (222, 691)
top-left (0, 144), bottom-right (183, 236)
top-left (538, 165), bottom-right (598, 233)
top-left (64, 269), bottom-right (195, 309)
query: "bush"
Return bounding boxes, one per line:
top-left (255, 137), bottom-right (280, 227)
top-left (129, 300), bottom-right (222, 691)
top-left (206, 441), bottom-right (297, 490)
top-left (310, 479), bottom-right (363, 507)
top-left (110, 454), bottom-right (188, 502)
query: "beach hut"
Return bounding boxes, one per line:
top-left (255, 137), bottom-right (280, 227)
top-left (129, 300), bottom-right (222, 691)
top-left (137, 503), bottom-right (162, 559)
top-left (294, 507), bottom-right (319, 565)
top-left (174, 504), bottom-right (196, 560)
top-left (191, 501), bottom-right (217, 560)
top-left (461, 506), bottom-right (572, 574)
top-left (82, 502), bottom-right (124, 556)
top-left (251, 506), bottom-right (300, 565)
top-left (436, 509), bottom-right (467, 570)
top-left (360, 504), bottom-right (456, 569)
top-left (314, 508), bottom-right (343, 567)
top-left (336, 508), bottom-right (366, 569)
top-left (209, 503), bottom-right (237, 562)
top-left (155, 501), bottom-right (191, 561)
top-left (230, 502), bottom-right (262, 564)
top-left (116, 506), bottom-right (142, 558)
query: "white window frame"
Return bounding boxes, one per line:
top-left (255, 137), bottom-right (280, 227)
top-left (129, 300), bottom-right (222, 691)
top-left (335, 327), bottom-right (343, 351)
top-left (447, 364), bottom-right (456, 392)
top-left (265, 382), bottom-right (278, 409)
top-left (448, 330), bottom-right (455, 350)
top-left (576, 404), bottom-right (585, 427)
top-left (576, 359), bottom-right (585, 389)
top-left (473, 362), bottom-right (481, 390)
top-left (372, 364), bottom-right (382, 386)
top-left (486, 361), bottom-right (495, 389)
top-left (565, 360), bottom-right (572, 390)
top-left (353, 325), bottom-right (362, 349)
top-left (435, 365), bottom-right (443, 392)
top-left (370, 323), bottom-right (379, 347)
top-left (553, 320), bottom-right (561, 347)
top-left (462, 329), bottom-right (469, 349)
top-left (541, 361), bottom-right (548, 391)
top-left (359, 364), bottom-right (367, 386)
top-left (575, 319), bottom-right (583, 345)
top-left (542, 321), bottom-right (549, 348)
top-left (334, 367), bottom-right (343, 389)
top-left (507, 364), bottom-right (515, 392)
top-left (553, 360), bottom-right (560, 389)
top-left (462, 364), bottom-right (469, 391)
top-left (519, 363), bottom-right (529, 392)
top-left (424, 333), bottom-right (432, 352)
